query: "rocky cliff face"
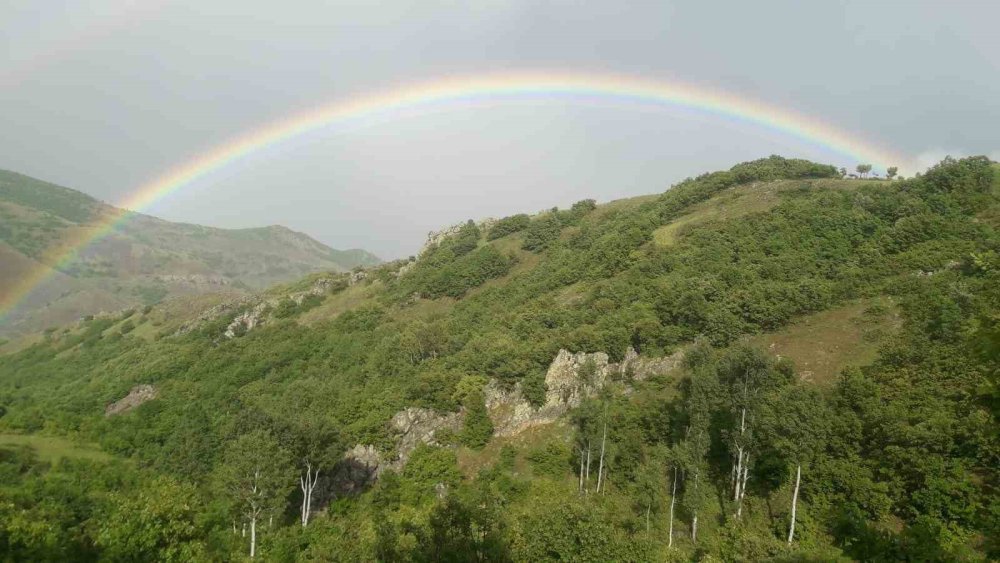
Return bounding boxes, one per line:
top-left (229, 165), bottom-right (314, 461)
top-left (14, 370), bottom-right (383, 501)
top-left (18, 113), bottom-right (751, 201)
top-left (175, 276), bottom-right (342, 338)
top-left (485, 347), bottom-right (684, 436)
top-left (419, 218), bottom-right (498, 256)
top-left (105, 384), bottom-right (157, 416)
top-left (332, 407), bottom-right (462, 496)
top-left (331, 347), bottom-right (683, 495)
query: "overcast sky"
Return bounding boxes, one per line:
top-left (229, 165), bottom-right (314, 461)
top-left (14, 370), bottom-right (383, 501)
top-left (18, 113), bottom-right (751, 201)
top-left (2, 0), bottom-right (998, 258)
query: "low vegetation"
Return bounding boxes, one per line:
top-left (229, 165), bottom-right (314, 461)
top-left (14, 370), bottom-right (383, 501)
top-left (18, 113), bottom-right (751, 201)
top-left (0, 156), bottom-right (997, 560)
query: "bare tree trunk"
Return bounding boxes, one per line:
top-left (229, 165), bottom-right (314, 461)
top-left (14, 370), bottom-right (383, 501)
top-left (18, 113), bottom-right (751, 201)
top-left (730, 457), bottom-right (737, 492)
top-left (691, 471), bottom-right (699, 543)
top-left (733, 449), bottom-right (743, 502)
top-left (250, 516), bottom-right (257, 559)
top-left (787, 464), bottom-right (801, 545)
top-left (737, 455), bottom-right (750, 518)
top-left (668, 466), bottom-right (677, 548)
top-left (578, 449), bottom-right (585, 493)
top-left (586, 441), bottom-right (591, 485)
top-left (646, 503), bottom-right (651, 534)
top-left (300, 464), bottom-right (320, 527)
top-left (242, 522), bottom-right (246, 537)
top-left (596, 414), bottom-right (607, 493)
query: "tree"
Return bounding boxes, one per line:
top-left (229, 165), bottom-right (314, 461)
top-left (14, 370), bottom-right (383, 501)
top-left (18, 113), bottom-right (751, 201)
top-left (886, 166), bottom-right (898, 180)
top-left (757, 386), bottom-right (833, 544)
top-left (96, 477), bottom-right (208, 562)
top-left (681, 363), bottom-right (716, 542)
top-left (217, 430), bottom-right (294, 558)
top-left (293, 419), bottom-right (341, 527)
top-left (838, 167), bottom-right (847, 177)
top-left (460, 389), bottom-right (494, 449)
top-left (856, 164), bottom-right (872, 178)
top-left (596, 404), bottom-right (609, 494)
top-left (717, 346), bottom-right (790, 518)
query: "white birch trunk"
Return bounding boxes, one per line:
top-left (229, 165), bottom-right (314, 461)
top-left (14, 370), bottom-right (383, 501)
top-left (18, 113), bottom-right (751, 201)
top-left (300, 464), bottom-right (320, 527)
top-left (586, 442), bottom-right (591, 484)
top-left (596, 417), bottom-right (607, 493)
top-left (668, 466), bottom-right (677, 548)
top-left (739, 455), bottom-right (750, 506)
top-left (691, 471), bottom-right (699, 543)
top-left (250, 516), bottom-right (257, 558)
top-left (578, 449), bottom-right (585, 493)
top-left (787, 464), bottom-right (801, 544)
top-left (733, 448), bottom-right (744, 502)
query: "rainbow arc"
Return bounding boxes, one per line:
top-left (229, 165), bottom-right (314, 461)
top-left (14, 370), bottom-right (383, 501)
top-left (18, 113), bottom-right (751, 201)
top-left (0, 71), bottom-right (910, 322)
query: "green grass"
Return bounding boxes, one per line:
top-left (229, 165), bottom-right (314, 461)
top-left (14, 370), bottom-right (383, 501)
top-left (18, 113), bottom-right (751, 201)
top-left (652, 179), bottom-right (795, 247)
top-left (750, 297), bottom-right (901, 385)
top-left (0, 433), bottom-right (112, 463)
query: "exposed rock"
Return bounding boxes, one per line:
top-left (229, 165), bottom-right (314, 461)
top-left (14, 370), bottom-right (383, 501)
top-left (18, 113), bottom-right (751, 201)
top-left (349, 270), bottom-right (368, 286)
top-left (175, 296), bottom-right (257, 335)
top-left (486, 348), bottom-right (684, 436)
top-left (154, 274), bottom-right (232, 285)
top-left (331, 407), bottom-right (462, 496)
top-left (105, 384), bottom-right (157, 416)
top-left (395, 259), bottom-right (416, 278)
top-left (620, 347), bottom-right (685, 380)
top-left (329, 349), bottom-right (682, 494)
top-left (419, 218), bottom-right (498, 256)
top-left (178, 276), bottom-right (340, 338)
top-left (330, 444), bottom-right (384, 497)
top-left (390, 407), bottom-right (463, 467)
top-left (224, 302), bottom-right (269, 338)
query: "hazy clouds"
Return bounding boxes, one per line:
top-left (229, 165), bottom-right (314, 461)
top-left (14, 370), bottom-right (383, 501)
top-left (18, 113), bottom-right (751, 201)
top-left (2, 0), bottom-right (998, 258)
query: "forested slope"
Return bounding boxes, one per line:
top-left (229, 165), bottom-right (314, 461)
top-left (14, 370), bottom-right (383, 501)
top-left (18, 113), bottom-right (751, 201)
top-left (0, 156), bottom-right (997, 561)
top-left (0, 169), bottom-right (379, 339)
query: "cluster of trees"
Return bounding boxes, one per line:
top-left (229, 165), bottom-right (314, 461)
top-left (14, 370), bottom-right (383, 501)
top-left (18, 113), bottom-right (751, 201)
top-left (0, 155), bottom-right (996, 560)
top-left (839, 163), bottom-right (900, 180)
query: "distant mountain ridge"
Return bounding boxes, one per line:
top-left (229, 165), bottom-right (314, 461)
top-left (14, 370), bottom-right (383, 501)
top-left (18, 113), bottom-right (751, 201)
top-left (0, 169), bottom-right (379, 337)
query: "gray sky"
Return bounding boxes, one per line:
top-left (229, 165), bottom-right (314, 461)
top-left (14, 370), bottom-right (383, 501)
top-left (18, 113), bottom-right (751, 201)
top-left (2, 0), bottom-right (998, 259)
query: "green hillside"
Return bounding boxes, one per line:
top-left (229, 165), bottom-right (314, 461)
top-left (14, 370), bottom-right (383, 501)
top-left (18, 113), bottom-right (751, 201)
top-left (0, 156), bottom-right (997, 561)
top-left (0, 170), bottom-right (379, 338)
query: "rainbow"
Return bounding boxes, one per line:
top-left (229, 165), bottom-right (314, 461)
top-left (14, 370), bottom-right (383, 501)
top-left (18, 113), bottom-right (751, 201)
top-left (0, 71), bottom-right (910, 324)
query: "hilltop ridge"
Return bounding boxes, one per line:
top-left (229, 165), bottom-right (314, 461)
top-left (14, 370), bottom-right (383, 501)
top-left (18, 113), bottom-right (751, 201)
top-left (0, 156), bottom-right (997, 561)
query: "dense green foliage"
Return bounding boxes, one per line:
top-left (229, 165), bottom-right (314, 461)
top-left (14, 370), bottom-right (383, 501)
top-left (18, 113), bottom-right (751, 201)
top-left (0, 156), bottom-right (997, 560)
top-left (486, 214), bottom-right (530, 240)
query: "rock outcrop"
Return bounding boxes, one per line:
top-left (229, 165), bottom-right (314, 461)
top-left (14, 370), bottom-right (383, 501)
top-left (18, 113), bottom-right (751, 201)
top-left (332, 445), bottom-right (384, 496)
top-left (419, 218), bottom-right (498, 256)
top-left (330, 348), bottom-right (682, 493)
top-left (390, 407), bottom-right (463, 467)
top-left (332, 407), bottom-right (462, 496)
top-left (177, 276), bottom-right (342, 338)
top-left (485, 348), bottom-right (684, 436)
top-left (105, 384), bottom-right (157, 416)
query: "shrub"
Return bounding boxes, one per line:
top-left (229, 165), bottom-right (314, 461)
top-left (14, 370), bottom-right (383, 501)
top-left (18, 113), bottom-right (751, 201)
top-left (487, 214), bottom-right (530, 240)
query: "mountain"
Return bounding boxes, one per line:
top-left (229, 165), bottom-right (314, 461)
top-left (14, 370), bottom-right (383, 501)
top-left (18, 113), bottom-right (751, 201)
top-left (0, 169), bottom-right (379, 337)
top-left (0, 156), bottom-right (997, 561)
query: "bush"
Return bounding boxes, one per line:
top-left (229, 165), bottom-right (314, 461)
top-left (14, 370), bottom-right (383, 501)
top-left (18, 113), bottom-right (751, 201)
top-left (487, 214), bottom-right (530, 240)
top-left (460, 390), bottom-right (494, 449)
top-left (522, 213), bottom-right (563, 252)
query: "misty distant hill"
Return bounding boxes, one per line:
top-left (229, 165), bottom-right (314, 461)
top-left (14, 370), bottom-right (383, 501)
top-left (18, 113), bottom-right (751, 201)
top-left (0, 169), bottom-right (379, 337)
